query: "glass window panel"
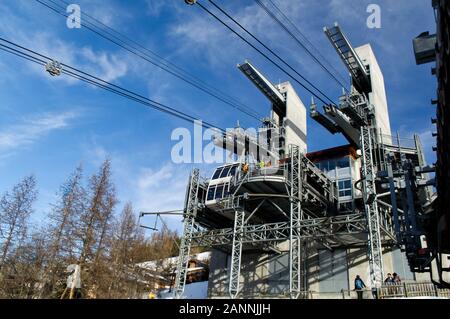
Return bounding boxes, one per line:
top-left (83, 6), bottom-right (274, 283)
top-left (229, 166), bottom-right (237, 177)
top-left (207, 186), bottom-right (216, 200)
top-left (220, 167), bottom-right (231, 178)
top-left (328, 160), bottom-right (336, 171)
top-left (344, 180), bottom-right (351, 189)
top-left (338, 179), bottom-right (352, 198)
top-left (336, 157), bottom-right (350, 169)
top-left (215, 185), bottom-right (224, 199)
top-left (212, 168), bottom-right (223, 180)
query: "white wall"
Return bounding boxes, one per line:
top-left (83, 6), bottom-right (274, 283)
top-left (276, 82), bottom-right (308, 153)
top-left (355, 44), bottom-right (392, 140)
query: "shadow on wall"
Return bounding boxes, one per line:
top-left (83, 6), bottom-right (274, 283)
top-left (207, 244), bottom-right (412, 297)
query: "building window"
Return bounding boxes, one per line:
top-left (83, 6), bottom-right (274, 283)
top-left (315, 157), bottom-right (350, 173)
top-left (336, 157), bottom-right (350, 169)
top-left (328, 160), bottom-right (336, 171)
top-left (338, 179), bottom-right (352, 198)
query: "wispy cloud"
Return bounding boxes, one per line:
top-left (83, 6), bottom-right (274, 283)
top-left (80, 141), bottom-right (190, 231)
top-left (80, 47), bottom-right (128, 82)
top-left (134, 162), bottom-right (189, 212)
top-left (133, 162), bottom-right (192, 233)
top-left (0, 111), bottom-right (79, 154)
top-left (0, 3), bottom-right (129, 84)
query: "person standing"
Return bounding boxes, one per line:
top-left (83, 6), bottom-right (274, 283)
top-left (384, 273), bottom-right (394, 284)
top-left (354, 275), bottom-right (366, 299)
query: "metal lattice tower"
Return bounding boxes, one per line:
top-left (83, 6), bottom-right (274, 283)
top-left (174, 169), bottom-right (200, 298)
top-left (289, 145), bottom-right (303, 298)
top-left (324, 23), bottom-right (387, 288)
top-left (360, 126), bottom-right (384, 287)
top-left (229, 209), bottom-right (244, 298)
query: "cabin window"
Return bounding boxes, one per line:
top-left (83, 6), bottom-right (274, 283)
top-left (220, 166), bottom-right (231, 178)
top-left (207, 186), bottom-right (216, 201)
top-left (229, 166), bottom-right (237, 177)
top-left (212, 168), bottom-right (223, 180)
top-left (215, 185), bottom-right (224, 199)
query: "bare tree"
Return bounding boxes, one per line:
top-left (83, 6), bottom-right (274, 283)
top-left (5, 230), bottom-right (49, 299)
top-left (43, 166), bottom-right (86, 297)
top-left (0, 162), bottom-right (188, 299)
top-left (74, 159), bottom-right (117, 298)
top-left (0, 176), bottom-right (37, 269)
top-left (106, 202), bottom-right (145, 298)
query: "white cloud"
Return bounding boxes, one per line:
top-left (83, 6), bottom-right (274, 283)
top-left (0, 111), bottom-right (79, 154)
top-left (135, 162), bottom-right (189, 211)
top-left (80, 141), bottom-right (191, 232)
top-left (145, 0), bottom-right (166, 16)
top-left (133, 162), bottom-right (193, 233)
top-left (80, 47), bottom-right (128, 82)
top-left (167, 0), bottom-right (342, 86)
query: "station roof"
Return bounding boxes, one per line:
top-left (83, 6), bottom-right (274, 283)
top-left (306, 144), bottom-right (359, 162)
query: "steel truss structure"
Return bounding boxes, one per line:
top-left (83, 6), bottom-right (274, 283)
top-left (361, 125), bottom-right (384, 287)
top-left (174, 169), bottom-right (200, 299)
top-left (173, 144), bottom-right (399, 298)
top-left (229, 209), bottom-right (244, 298)
top-left (324, 23), bottom-right (387, 288)
top-left (289, 146), bottom-right (303, 297)
top-left (169, 18), bottom-right (435, 299)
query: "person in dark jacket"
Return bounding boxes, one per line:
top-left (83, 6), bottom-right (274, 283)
top-left (354, 275), bottom-right (366, 299)
top-left (384, 273), bottom-right (394, 284)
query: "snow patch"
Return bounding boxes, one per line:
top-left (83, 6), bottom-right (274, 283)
top-left (158, 281), bottom-right (208, 299)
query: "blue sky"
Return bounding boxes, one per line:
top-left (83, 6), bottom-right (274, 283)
top-left (0, 0), bottom-right (437, 232)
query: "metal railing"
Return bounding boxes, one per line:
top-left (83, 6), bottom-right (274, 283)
top-left (210, 285), bottom-right (450, 299)
top-left (378, 282), bottom-right (450, 299)
top-left (378, 133), bottom-right (417, 150)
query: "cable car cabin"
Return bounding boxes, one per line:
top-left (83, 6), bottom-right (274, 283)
top-left (205, 163), bottom-right (239, 208)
